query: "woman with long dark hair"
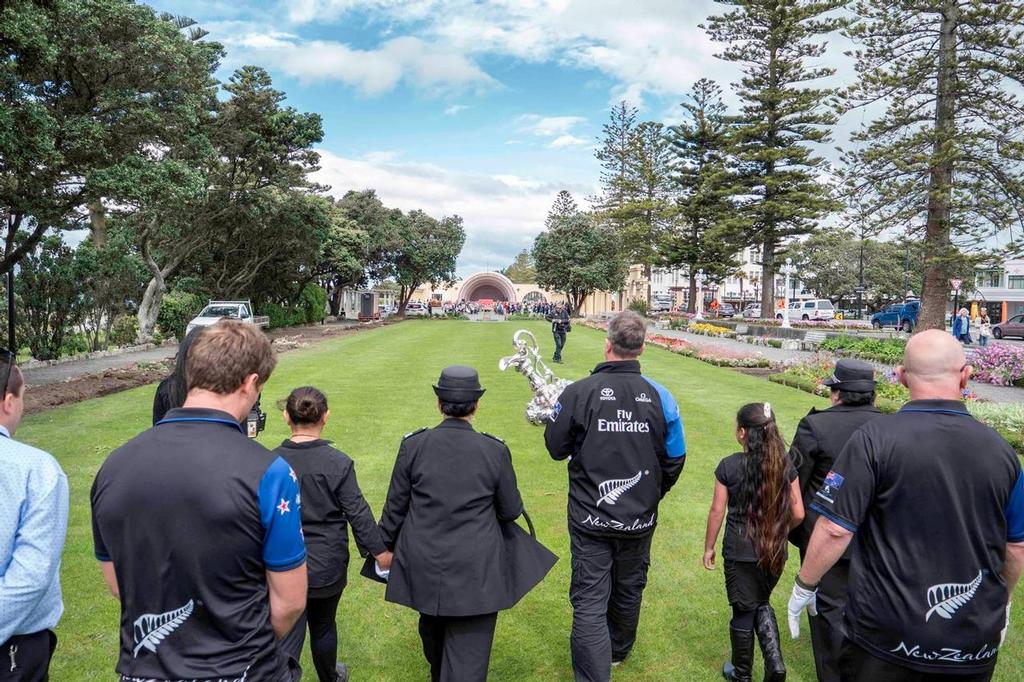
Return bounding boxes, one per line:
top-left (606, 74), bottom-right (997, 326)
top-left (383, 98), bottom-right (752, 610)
top-left (152, 327), bottom-right (204, 425)
top-left (704, 403), bottom-right (804, 682)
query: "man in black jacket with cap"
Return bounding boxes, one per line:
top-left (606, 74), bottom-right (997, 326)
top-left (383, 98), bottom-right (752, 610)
top-left (788, 358), bottom-right (882, 682)
top-left (378, 365), bottom-right (556, 682)
top-left (547, 303), bottom-right (571, 363)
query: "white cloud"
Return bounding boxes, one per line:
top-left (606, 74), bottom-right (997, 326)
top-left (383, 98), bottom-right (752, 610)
top-left (549, 134), bottom-right (588, 148)
top-left (313, 148), bottom-right (595, 274)
top-left (516, 114), bottom-right (587, 137)
top-left (221, 32), bottom-right (496, 95)
top-left (444, 104), bottom-right (470, 115)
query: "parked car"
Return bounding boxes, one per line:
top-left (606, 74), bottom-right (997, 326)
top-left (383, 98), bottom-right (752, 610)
top-left (186, 300), bottom-right (270, 337)
top-left (741, 305), bottom-right (761, 319)
top-left (776, 299), bottom-right (835, 321)
top-left (404, 302), bottom-right (429, 317)
top-left (652, 294), bottom-right (673, 313)
top-left (993, 314), bottom-right (1024, 339)
top-left (713, 302), bottom-right (736, 318)
top-left (870, 300), bottom-right (920, 333)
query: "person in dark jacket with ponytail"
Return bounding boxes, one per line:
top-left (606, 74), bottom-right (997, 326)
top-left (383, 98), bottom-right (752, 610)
top-left (703, 403), bottom-right (804, 682)
top-left (276, 387), bottom-right (392, 682)
top-left (152, 327), bottom-right (204, 425)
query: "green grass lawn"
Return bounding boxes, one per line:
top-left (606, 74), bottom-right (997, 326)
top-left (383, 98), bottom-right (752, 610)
top-left (23, 320), bottom-right (1024, 681)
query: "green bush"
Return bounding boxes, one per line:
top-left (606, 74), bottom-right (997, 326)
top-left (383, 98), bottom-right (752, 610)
top-left (818, 335), bottom-right (907, 365)
top-left (628, 299), bottom-right (649, 316)
top-left (108, 315), bottom-right (139, 347)
top-left (60, 332), bottom-right (91, 357)
top-left (158, 291), bottom-right (204, 342)
top-left (265, 302), bottom-right (305, 329)
top-left (298, 284), bottom-right (327, 324)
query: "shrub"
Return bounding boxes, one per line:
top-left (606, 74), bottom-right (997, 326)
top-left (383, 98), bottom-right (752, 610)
top-left (627, 299), bottom-right (649, 316)
top-left (297, 284), bottom-right (327, 324)
top-left (689, 322), bottom-right (734, 337)
top-left (818, 335), bottom-right (907, 365)
top-left (265, 302), bottom-right (304, 329)
top-left (60, 332), bottom-right (90, 357)
top-left (108, 315), bottom-right (139, 347)
top-left (158, 291), bottom-right (204, 342)
top-left (970, 344), bottom-right (1024, 387)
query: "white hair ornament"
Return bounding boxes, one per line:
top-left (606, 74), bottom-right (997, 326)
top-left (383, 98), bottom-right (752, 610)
top-left (763, 402), bottom-right (772, 420)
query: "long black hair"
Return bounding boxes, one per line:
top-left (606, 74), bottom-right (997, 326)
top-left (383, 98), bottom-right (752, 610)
top-left (167, 327), bottom-right (205, 409)
top-left (736, 402), bottom-right (792, 575)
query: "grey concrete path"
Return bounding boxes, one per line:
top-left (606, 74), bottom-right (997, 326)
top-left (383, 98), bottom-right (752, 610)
top-left (22, 345), bottom-right (178, 386)
top-left (650, 326), bottom-right (1024, 404)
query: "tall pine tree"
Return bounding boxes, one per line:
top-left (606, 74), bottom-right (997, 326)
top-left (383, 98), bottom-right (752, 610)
top-left (704, 0), bottom-right (844, 318)
top-left (666, 79), bottom-right (740, 312)
top-left (841, 1), bottom-right (1024, 331)
top-left (594, 102), bottom-right (639, 213)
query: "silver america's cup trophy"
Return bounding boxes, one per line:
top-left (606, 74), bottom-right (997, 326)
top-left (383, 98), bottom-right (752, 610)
top-left (499, 329), bottom-right (572, 425)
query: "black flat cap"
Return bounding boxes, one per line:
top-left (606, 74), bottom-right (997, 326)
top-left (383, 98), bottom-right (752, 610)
top-left (823, 359), bottom-right (876, 392)
top-left (433, 365), bottom-right (486, 402)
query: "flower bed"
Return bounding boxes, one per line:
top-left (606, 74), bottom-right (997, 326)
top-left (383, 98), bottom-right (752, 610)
top-left (970, 344), bottom-right (1024, 387)
top-left (646, 334), bottom-right (774, 368)
top-left (724, 317), bottom-right (872, 330)
top-left (688, 322), bottom-right (736, 338)
top-left (770, 360), bottom-right (1022, 454)
top-left (817, 335), bottom-right (907, 365)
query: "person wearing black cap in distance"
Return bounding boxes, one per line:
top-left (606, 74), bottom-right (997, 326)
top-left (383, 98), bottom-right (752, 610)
top-left (275, 387), bottom-right (392, 682)
top-left (787, 358), bottom-right (882, 682)
top-left (376, 365), bottom-right (556, 682)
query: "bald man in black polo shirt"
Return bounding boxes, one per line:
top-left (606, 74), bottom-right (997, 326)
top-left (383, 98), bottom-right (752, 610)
top-left (92, 321), bottom-right (306, 682)
top-left (788, 330), bottom-right (1024, 681)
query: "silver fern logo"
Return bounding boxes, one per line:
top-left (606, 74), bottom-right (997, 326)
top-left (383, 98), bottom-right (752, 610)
top-left (925, 571), bottom-right (983, 623)
top-left (132, 599), bottom-right (194, 657)
top-left (596, 470), bottom-right (643, 506)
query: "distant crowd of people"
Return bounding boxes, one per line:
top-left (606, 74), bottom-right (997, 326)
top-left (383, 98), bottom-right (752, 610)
top-left (436, 299), bottom-right (563, 316)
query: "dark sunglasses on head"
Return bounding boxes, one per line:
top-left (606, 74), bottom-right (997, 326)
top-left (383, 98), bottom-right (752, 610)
top-left (0, 347), bottom-right (15, 398)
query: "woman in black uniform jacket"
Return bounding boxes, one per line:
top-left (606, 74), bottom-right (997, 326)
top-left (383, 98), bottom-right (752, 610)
top-left (377, 366), bottom-right (556, 682)
top-left (275, 387), bottom-right (392, 682)
top-left (703, 403), bottom-right (804, 682)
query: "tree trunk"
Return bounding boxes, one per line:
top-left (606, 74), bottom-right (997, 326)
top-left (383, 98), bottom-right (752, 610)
top-left (688, 273), bottom-right (697, 314)
top-left (137, 276), bottom-right (165, 342)
top-left (644, 263), bottom-right (652, 309)
top-left (918, 0), bottom-right (959, 333)
top-left (329, 283), bottom-right (342, 317)
top-left (760, 240), bottom-right (776, 319)
top-left (88, 201), bottom-right (107, 248)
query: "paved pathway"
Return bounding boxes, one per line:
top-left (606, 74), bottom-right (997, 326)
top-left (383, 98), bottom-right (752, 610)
top-left (22, 345), bottom-right (178, 386)
top-left (650, 326), bottom-right (1024, 404)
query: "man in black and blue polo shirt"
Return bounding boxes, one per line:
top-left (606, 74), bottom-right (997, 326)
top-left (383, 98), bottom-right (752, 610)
top-left (92, 320), bottom-right (306, 682)
top-left (789, 330), bottom-right (1024, 681)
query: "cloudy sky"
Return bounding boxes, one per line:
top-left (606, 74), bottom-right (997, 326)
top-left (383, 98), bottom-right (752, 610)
top-left (147, 0), bottom-right (859, 276)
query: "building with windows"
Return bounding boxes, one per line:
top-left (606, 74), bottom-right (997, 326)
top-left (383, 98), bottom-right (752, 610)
top-left (974, 259), bottom-right (1024, 323)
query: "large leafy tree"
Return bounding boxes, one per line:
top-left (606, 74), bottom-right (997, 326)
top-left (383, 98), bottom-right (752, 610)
top-left (0, 0), bottom-right (222, 279)
top-left (665, 79), bottom-right (741, 312)
top-left (501, 249), bottom-right (537, 283)
top-left (533, 195), bottom-right (626, 314)
top-left (15, 236), bottom-right (90, 360)
top-left (841, 1), bottom-right (1024, 331)
top-left (704, 0), bottom-right (845, 317)
top-left (388, 211), bottom-right (466, 314)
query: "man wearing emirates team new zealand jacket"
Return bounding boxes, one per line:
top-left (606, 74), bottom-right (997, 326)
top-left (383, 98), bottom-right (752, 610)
top-left (544, 311), bottom-right (686, 682)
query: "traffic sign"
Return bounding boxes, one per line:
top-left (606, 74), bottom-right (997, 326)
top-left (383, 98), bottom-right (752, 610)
top-left (950, 278), bottom-right (963, 291)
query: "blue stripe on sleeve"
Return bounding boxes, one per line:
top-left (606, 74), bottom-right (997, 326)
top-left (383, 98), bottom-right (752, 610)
top-left (258, 456), bottom-right (306, 571)
top-left (1007, 469), bottom-right (1024, 543)
top-left (809, 502), bottom-right (859, 533)
top-left (643, 377), bottom-right (686, 458)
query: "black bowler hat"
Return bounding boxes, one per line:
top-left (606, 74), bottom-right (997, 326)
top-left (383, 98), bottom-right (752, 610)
top-left (433, 365), bottom-right (486, 402)
top-left (823, 359), bottom-right (876, 392)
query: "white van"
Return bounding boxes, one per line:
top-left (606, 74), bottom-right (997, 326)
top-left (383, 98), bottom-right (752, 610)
top-left (776, 299), bottom-right (835, 321)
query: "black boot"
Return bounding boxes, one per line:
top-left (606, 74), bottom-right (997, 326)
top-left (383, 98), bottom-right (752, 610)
top-left (722, 627), bottom-right (754, 682)
top-left (755, 605), bottom-right (786, 682)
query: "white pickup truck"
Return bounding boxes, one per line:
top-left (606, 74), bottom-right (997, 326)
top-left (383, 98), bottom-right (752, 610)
top-left (185, 300), bottom-right (270, 337)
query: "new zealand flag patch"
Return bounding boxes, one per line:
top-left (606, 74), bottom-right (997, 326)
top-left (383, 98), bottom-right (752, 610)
top-left (824, 471), bottom-right (845, 489)
top-left (550, 401), bottom-right (562, 422)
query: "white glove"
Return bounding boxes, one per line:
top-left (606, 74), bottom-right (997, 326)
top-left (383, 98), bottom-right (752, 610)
top-left (1001, 602), bottom-right (1012, 647)
top-left (787, 582), bottom-right (818, 639)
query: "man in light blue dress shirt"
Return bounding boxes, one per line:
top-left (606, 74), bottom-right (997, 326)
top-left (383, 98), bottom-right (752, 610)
top-left (0, 361), bottom-right (69, 681)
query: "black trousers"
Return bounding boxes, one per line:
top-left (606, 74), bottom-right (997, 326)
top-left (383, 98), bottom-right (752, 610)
top-left (280, 589), bottom-right (345, 682)
top-left (553, 331), bottom-right (566, 360)
top-left (417, 612), bottom-right (498, 682)
top-left (809, 558), bottom-right (850, 682)
top-left (839, 641), bottom-right (995, 682)
top-left (0, 630), bottom-right (56, 682)
top-left (569, 528), bottom-right (653, 682)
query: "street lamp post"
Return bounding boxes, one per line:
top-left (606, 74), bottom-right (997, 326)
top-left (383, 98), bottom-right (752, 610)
top-left (781, 258), bottom-right (795, 329)
top-left (694, 269), bottom-right (706, 321)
